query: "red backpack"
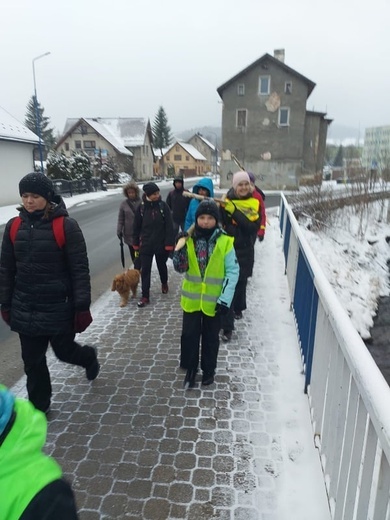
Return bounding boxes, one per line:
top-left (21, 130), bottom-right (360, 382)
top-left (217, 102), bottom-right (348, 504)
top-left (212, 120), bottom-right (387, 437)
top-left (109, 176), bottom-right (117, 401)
top-left (9, 216), bottom-right (66, 248)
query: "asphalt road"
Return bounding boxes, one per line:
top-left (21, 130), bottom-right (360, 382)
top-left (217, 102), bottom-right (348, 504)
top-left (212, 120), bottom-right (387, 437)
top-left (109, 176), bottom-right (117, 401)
top-left (0, 185), bottom-right (279, 388)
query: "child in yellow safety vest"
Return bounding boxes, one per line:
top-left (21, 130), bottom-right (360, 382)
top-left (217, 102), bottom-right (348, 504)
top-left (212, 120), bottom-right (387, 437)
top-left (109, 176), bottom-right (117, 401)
top-left (173, 200), bottom-right (239, 389)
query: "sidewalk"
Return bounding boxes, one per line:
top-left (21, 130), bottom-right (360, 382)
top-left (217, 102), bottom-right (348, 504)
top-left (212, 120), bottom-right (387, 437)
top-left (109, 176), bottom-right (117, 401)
top-left (12, 214), bottom-right (330, 520)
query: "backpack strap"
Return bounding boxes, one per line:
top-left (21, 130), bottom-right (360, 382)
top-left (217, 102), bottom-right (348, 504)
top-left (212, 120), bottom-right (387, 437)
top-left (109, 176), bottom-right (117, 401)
top-left (9, 215), bottom-right (65, 249)
top-left (52, 216), bottom-right (66, 248)
top-left (9, 217), bottom-right (22, 244)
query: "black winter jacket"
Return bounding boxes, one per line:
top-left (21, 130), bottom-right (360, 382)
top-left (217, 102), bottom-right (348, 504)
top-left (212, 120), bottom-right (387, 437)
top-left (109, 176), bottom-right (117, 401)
top-left (0, 197), bottom-right (91, 336)
top-left (132, 195), bottom-right (174, 255)
top-left (166, 188), bottom-right (190, 225)
top-left (220, 188), bottom-right (260, 280)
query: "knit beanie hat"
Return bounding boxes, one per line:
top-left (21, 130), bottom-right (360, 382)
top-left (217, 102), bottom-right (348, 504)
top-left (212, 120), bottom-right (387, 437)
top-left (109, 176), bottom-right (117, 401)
top-left (232, 171), bottom-right (250, 190)
top-left (19, 172), bottom-right (54, 201)
top-left (173, 176), bottom-right (184, 187)
top-left (195, 199), bottom-right (219, 222)
top-left (248, 172), bottom-right (256, 184)
top-left (0, 387), bottom-right (15, 438)
top-left (143, 182), bottom-right (160, 197)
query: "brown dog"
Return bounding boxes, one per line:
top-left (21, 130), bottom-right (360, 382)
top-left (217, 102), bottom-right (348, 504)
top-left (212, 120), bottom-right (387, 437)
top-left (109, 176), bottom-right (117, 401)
top-left (111, 269), bottom-right (141, 307)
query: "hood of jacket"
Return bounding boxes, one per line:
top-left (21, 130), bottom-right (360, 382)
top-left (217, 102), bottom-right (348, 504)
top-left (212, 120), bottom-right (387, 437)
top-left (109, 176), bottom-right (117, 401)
top-left (192, 177), bottom-right (214, 198)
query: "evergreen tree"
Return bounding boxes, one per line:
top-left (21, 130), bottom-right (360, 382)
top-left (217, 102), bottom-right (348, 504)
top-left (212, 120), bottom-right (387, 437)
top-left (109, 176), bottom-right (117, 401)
top-left (152, 106), bottom-right (173, 150)
top-left (333, 145), bottom-right (344, 167)
top-left (46, 151), bottom-right (71, 180)
top-left (24, 96), bottom-right (56, 151)
top-left (70, 152), bottom-right (92, 180)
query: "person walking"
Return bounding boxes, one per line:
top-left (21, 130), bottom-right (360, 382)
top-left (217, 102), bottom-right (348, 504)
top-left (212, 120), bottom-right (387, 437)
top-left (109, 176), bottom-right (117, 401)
top-left (248, 172), bottom-right (266, 242)
top-left (173, 200), bottom-right (239, 388)
top-left (133, 182), bottom-right (175, 307)
top-left (183, 176), bottom-right (214, 231)
top-left (219, 171), bottom-right (261, 341)
top-left (0, 172), bottom-right (99, 413)
top-left (166, 176), bottom-right (190, 236)
top-left (0, 385), bottom-right (79, 519)
top-left (116, 181), bottom-right (142, 268)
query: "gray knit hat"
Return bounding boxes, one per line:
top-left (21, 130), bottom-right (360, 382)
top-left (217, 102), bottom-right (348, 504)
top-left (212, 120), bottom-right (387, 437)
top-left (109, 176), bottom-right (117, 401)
top-left (19, 172), bottom-right (55, 201)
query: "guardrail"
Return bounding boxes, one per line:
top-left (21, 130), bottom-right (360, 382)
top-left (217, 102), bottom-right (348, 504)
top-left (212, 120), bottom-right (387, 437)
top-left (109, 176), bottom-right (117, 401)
top-left (279, 193), bottom-right (390, 519)
top-left (53, 178), bottom-right (106, 196)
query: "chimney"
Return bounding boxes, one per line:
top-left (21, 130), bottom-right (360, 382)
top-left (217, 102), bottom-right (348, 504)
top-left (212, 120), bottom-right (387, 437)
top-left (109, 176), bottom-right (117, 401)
top-left (274, 49), bottom-right (285, 63)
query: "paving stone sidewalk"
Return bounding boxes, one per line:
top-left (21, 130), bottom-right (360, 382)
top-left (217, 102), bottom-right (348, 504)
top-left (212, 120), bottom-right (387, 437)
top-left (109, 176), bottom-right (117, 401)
top-left (12, 217), bottom-right (329, 520)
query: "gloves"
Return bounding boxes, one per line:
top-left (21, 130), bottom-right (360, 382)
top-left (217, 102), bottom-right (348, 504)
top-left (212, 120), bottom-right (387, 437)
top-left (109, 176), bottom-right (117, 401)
top-left (215, 302), bottom-right (230, 316)
top-left (223, 200), bottom-right (236, 215)
top-left (134, 251), bottom-right (140, 258)
top-left (74, 310), bottom-right (93, 333)
top-left (175, 231), bottom-right (189, 244)
top-left (258, 235), bottom-right (264, 242)
top-left (117, 232), bottom-right (123, 240)
top-left (1, 309), bottom-right (11, 326)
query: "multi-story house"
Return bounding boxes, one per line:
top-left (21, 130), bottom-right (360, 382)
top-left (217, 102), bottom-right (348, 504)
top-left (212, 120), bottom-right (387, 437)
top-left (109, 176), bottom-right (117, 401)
top-left (362, 126), bottom-right (390, 175)
top-left (56, 117), bottom-right (154, 180)
top-left (187, 133), bottom-right (218, 173)
top-left (161, 141), bottom-right (207, 177)
top-left (0, 106), bottom-right (39, 204)
top-left (217, 49), bottom-right (331, 189)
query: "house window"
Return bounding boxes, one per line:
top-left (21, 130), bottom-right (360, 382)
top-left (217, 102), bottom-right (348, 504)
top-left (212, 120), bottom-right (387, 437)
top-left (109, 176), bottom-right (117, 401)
top-left (237, 84), bottom-right (245, 96)
top-left (80, 124), bottom-right (88, 135)
top-left (75, 141), bottom-right (81, 149)
top-left (236, 109), bottom-right (247, 128)
top-left (175, 146), bottom-right (179, 151)
top-left (285, 81), bottom-right (292, 94)
top-left (174, 154), bottom-right (182, 161)
top-left (65, 143), bottom-right (69, 151)
top-left (278, 107), bottom-right (290, 126)
top-left (258, 75), bottom-right (270, 95)
top-left (83, 141), bottom-right (96, 149)
top-left (186, 155), bottom-right (189, 161)
top-left (166, 155), bottom-right (170, 161)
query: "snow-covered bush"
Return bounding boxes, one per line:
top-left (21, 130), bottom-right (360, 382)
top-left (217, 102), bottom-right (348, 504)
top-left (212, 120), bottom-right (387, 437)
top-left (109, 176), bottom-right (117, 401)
top-left (46, 151), bottom-right (71, 180)
top-left (70, 152), bottom-right (92, 180)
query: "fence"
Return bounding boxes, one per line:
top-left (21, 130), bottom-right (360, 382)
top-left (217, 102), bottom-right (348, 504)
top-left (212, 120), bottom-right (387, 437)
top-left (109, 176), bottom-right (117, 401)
top-left (53, 178), bottom-right (106, 197)
top-left (279, 193), bottom-right (390, 519)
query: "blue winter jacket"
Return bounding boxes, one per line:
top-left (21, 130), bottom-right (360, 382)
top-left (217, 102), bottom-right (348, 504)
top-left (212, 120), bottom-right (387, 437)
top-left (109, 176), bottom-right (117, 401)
top-left (184, 177), bottom-right (215, 231)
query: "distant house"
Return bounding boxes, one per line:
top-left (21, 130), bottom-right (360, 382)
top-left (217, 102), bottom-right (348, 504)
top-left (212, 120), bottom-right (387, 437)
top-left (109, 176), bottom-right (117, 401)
top-left (217, 49), bottom-right (332, 189)
top-left (187, 133), bottom-right (218, 173)
top-left (56, 117), bottom-right (154, 180)
top-left (160, 141), bottom-right (207, 177)
top-left (362, 125), bottom-right (390, 176)
top-left (0, 106), bottom-right (39, 205)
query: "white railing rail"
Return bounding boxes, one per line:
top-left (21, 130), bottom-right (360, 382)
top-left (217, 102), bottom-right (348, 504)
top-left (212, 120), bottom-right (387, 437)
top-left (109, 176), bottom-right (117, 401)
top-left (279, 193), bottom-right (390, 519)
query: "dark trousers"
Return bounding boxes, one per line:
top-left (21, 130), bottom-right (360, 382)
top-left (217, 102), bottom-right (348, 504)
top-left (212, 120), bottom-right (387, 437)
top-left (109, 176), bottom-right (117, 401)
top-left (21, 479), bottom-right (79, 520)
top-left (172, 221), bottom-right (185, 238)
top-left (19, 332), bottom-right (96, 412)
top-left (180, 311), bottom-right (221, 375)
top-left (128, 245), bottom-right (141, 270)
top-left (221, 278), bottom-right (248, 332)
top-left (140, 252), bottom-right (168, 298)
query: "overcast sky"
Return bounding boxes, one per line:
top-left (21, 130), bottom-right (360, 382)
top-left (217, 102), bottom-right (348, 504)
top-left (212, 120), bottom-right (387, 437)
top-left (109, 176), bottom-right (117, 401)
top-left (1, 0), bottom-right (389, 138)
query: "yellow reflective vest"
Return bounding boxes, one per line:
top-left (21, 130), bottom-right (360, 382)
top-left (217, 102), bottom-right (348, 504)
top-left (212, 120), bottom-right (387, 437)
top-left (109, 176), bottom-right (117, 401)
top-left (181, 234), bottom-right (235, 316)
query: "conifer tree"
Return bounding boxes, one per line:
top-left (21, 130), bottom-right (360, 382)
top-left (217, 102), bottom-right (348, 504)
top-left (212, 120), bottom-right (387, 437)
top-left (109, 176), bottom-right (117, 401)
top-left (46, 151), bottom-right (71, 180)
top-left (152, 106), bottom-right (173, 149)
top-left (333, 145), bottom-right (344, 167)
top-left (70, 152), bottom-right (92, 180)
top-left (152, 106), bottom-right (173, 177)
top-left (24, 96), bottom-right (56, 151)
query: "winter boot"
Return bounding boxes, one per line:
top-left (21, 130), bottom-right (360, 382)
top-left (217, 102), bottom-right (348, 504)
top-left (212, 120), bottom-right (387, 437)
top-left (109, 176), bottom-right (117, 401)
top-left (183, 369), bottom-right (197, 389)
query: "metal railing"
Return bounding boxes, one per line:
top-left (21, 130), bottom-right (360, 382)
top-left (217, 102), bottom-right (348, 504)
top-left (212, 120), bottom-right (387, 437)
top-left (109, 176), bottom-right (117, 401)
top-left (279, 193), bottom-right (390, 519)
top-left (53, 178), bottom-right (106, 197)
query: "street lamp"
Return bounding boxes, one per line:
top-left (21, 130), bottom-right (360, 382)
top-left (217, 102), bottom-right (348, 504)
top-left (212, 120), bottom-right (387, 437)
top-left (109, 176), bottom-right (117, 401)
top-left (32, 52), bottom-right (51, 173)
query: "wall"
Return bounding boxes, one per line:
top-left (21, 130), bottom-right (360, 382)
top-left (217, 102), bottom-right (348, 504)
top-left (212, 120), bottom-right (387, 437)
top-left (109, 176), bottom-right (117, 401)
top-left (0, 141), bottom-right (35, 205)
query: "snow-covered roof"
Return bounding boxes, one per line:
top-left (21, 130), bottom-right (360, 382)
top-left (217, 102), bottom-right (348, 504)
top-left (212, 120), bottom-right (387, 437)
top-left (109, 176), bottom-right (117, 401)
top-left (167, 141), bottom-right (207, 161)
top-left (190, 134), bottom-right (216, 151)
top-left (94, 118), bottom-right (149, 148)
top-left (0, 106), bottom-right (39, 145)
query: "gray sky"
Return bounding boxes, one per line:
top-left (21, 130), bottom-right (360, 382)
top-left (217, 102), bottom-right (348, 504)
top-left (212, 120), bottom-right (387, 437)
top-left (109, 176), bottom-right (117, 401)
top-left (1, 0), bottom-right (389, 138)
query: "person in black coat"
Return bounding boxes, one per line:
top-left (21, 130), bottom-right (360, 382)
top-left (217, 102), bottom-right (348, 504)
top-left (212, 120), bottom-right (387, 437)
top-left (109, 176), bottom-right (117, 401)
top-left (165, 176), bottom-right (190, 236)
top-left (0, 173), bottom-right (100, 413)
top-left (133, 182), bottom-right (175, 307)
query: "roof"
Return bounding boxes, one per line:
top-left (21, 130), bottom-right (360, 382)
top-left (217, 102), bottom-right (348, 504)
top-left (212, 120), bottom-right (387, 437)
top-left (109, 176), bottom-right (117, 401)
top-left (165, 141), bottom-right (207, 161)
top-left (0, 106), bottom-right (39, 145)
top-left (217, 53), bottom-right (316, 99)
top-left (189, 133), bottom-right (216, 151)
top-left (59, 117), bottom-right (154, 156)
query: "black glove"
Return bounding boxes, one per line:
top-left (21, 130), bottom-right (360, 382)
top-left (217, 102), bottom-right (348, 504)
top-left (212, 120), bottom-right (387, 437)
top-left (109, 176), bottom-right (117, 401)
top-left (215, 302), bottom-right (230, 316)
top-left (117, 232), bottom-right (123, 240)
top-left (175, 231), bottom-right (188, 244)
top-left (258, 235), bottom-right (264, 242)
